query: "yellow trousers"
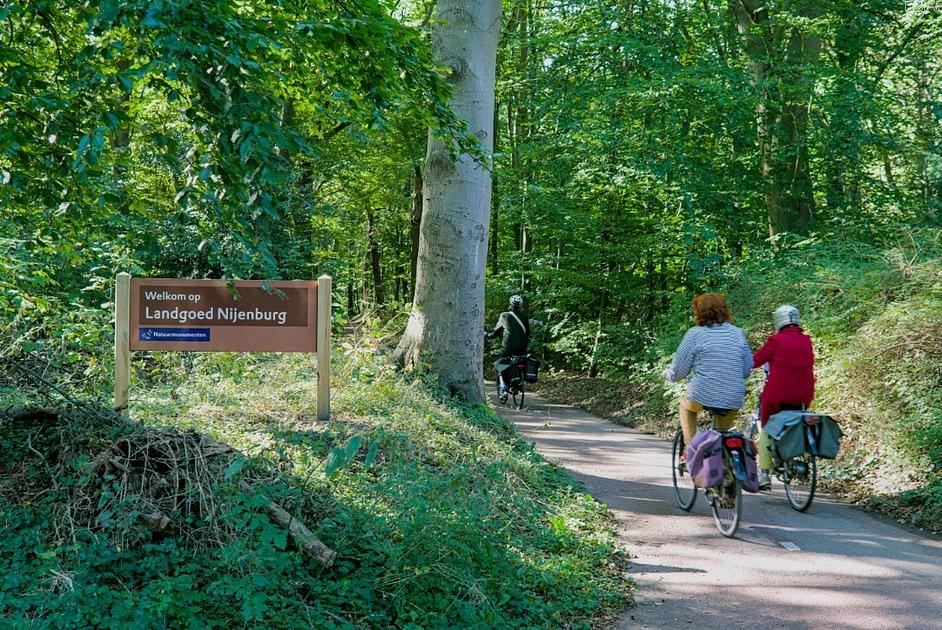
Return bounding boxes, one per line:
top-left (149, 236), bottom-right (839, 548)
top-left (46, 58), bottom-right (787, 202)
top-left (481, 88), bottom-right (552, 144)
top-left (679, 398), bottom-right (738, 446)
top-left (758, 427), bottom-right (774, 470)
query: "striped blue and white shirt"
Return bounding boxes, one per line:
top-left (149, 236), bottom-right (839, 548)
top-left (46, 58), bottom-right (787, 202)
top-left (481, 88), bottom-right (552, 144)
top-left (664, 322), bottom-right (753, 410)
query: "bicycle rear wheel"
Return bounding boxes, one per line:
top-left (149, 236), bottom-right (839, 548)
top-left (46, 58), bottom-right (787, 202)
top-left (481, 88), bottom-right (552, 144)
top-left (710, 479), bottom-right (742, 537)
top-left (672, 429), bottom-right (697, 511)
top-left (783, 453), bottom-right (817, 512)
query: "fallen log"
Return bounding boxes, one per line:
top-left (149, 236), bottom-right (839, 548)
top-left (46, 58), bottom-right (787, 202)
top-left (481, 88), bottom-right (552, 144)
top-left (240, 483), bottom-right (336, 568)
top-left (199, 435), bottom-right (235, 457)
top-left (144, 512), bottom-right (172, 532)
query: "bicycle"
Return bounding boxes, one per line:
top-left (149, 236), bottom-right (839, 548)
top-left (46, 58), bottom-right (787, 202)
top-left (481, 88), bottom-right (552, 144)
top-left (497, 354), bottom-right (536, 410)
top-left (746, 409), bottom-right (818, 512)
top-left (672, 407), bottom-right (749, 538)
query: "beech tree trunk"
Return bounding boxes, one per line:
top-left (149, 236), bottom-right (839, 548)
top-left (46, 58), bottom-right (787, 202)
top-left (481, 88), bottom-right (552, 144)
top-left (732, 0), bottom-right (820, 237)
top-left (394, 0), bottom-right (502, 402)
top-left (410, 165), bottom-right (423, 298)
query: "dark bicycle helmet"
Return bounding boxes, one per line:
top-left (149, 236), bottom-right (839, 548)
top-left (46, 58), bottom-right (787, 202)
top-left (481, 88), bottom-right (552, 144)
top-left (509, 294), bottom-right (524, 309)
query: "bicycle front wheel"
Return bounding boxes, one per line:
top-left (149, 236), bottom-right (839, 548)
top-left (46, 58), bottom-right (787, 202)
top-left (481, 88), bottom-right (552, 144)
top-left (783, 453), bottom-right (817, 512)
top-left (672, 429), bottom-right (697, 511)
top-left (711, 479), bottom-right (742, 538)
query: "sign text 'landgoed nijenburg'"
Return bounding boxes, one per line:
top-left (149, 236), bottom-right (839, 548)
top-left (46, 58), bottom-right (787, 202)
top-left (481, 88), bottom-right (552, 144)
top-left (129, 278), bottom-right (317, 352)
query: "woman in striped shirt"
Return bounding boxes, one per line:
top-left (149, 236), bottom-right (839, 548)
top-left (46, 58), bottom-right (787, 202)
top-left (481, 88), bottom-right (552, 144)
top-left (664, 293), bottom-right (754, 446)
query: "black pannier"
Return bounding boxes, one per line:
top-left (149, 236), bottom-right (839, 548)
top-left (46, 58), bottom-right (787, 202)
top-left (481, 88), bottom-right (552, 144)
top-left (524, 355), bottom-right (540, 383)
top-left (502, 364), bottom-right (523, 386)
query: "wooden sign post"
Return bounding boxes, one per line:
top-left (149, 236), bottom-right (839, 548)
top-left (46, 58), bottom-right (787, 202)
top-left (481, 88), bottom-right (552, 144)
top-left (114, 272), bottom-right (131, 413)
top-left (114, 274), bottom-right (332, 420)
top-left (316, 275), bottom-right (332, 421)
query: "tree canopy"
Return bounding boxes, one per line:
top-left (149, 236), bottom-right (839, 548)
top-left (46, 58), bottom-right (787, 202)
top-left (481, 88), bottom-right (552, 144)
top-left (0, 0), bottom-right (937, 399)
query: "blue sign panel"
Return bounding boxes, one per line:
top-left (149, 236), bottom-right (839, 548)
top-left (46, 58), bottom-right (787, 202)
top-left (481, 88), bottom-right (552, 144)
top-left (139, 327), bottom-right (211, 343)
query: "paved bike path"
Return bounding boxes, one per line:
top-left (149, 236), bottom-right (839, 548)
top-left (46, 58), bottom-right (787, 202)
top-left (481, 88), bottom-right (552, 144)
top-left (492, 389), bottom-right (942, 630)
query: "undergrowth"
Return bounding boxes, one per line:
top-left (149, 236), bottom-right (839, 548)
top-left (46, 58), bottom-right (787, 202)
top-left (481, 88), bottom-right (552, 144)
top-left (0, 346), bottom-right (631, 628)
top-left (539, 230), bottom-right (942, 532)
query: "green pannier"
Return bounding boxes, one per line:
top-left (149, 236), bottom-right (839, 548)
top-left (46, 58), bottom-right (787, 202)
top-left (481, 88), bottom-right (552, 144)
top-left (766, 410), bottom-right (843, 460)
top-left (811, 414), bottom-right (843, 459)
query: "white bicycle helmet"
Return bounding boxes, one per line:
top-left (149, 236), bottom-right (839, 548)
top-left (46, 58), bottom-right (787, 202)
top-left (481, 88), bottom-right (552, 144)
top-left (509, 295), bottom-right (524, 309)
top-left (772, 304), bottom-right (801, 331)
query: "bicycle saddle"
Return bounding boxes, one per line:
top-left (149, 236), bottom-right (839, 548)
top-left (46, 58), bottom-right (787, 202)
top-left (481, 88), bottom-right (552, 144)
top-left (703, 406), bottom-right (734, 415)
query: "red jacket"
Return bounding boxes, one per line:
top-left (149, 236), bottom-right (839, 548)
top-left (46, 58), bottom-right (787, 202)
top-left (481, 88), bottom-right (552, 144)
top-left (753, 326), bottom-right (815, 425)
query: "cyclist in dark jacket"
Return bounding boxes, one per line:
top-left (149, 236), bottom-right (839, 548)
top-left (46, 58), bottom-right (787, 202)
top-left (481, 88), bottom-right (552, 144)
top-left (486, 294), bottom-right (531, 402)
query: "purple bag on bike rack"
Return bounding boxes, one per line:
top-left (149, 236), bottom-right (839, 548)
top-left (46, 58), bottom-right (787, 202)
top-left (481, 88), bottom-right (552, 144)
top-left (738, 437), bottom-right (760, 493)
top-left (685, 429), bottom-right (724, 489)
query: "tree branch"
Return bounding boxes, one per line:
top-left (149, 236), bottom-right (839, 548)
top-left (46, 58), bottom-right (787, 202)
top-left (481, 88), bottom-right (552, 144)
top-left (320, 120), bottom-right (352, 142)
top-left (873, 21), bottom-right (927, 81)
top-left (702, 0), bottom-right (729, 64)
top-left (35, 9), bottom-right (64, 86)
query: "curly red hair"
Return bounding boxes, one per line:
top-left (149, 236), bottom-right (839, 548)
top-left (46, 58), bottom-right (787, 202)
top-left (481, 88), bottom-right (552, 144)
top-left (692, 293), bottom-right (731, 326)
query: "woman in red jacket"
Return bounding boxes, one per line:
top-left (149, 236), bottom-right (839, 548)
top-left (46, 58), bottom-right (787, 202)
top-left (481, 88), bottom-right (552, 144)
top-left (753, 305), bottom-right (815, 489)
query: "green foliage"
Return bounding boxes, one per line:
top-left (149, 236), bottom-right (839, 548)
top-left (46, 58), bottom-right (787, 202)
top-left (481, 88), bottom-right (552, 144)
top-left (0, 0), bottom-right (462, 370)
top-left (485, 0), bottom-right (941, 378)
top-left (571, 231), bottom-right (942, 531)
top-left (3, 0), bottom-right (941, 616)
top-left (1, 349), bottom-right (630, 627)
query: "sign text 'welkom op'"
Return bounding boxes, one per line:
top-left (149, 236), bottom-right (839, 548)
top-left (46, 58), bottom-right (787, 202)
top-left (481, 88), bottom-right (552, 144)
top-left (129, 278), bottom-right (317, 352)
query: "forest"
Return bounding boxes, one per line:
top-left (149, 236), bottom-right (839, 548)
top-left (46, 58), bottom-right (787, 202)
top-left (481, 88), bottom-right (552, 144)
top-left (1, 0), bottom-right (941, 627)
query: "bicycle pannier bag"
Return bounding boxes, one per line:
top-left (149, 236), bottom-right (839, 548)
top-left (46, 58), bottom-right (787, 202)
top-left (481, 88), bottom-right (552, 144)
top-left (493, 358), bottom-right (521, 386)
top-left (524, 355), bottom-right (540, 383)
top-left (767, 411), bottom-right (843, 460)
top-left (685, 429), bottom-right (724, 489)
top-left (807, 414), bottom-right (843, 459)
top-left (739, 436), bottom-right (760, 493)
top-left (766, 410), bottom-right (806, 460)
top-left (504, 364), bottom-right (522, 386)
top-left (718, 431), bottom-right (760, 493)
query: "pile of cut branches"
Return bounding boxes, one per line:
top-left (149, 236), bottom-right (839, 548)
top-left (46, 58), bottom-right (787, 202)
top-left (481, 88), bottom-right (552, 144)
top-left (1, 357), bottom-right (336, 566)
top-left (83, 427), bottom-right (241, 549)
top-left (1, 404), bottom-right (336, 566)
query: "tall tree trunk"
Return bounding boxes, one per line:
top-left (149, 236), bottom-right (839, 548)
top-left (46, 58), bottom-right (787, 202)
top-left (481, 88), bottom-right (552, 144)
top-left (587, 314), bottom-right (603, 378)
top-left (520, 225), bottom-right (531, 292)
top-left (490, 97), bottom-right (500, 274)
top-left (732, 0), bottom-right (819, 237)
top-left (514, 0), bottom-right (533, 290)
top-left (410, 165), bottom-right (423, 299)
top-left (825, 11), bottom-right (864, 213)
top-left (731, 0), bottom-right (777, 234)
top-left (587, 272), bottom-right (609, 378)
top-left (394, 263), bottom-right (404, 303)
top-left (781, 22), bottom-right (820, 234)
top-left (394, 0), bottom-right (502, 402)
top-left (916, 61), bottom-right (932, 208)
top-left (114, 59), bottom-right (132, 215)
top-left (367, 208), bottom-right (384, 307)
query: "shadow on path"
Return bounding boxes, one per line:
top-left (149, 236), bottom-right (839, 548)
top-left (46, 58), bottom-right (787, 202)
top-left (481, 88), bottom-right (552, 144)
top-left (492, 389), bottom-right (942, 630)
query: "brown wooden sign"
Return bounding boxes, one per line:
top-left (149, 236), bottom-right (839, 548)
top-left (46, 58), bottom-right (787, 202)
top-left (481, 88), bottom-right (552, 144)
top-left (128, 278), bottom-right (317, 352)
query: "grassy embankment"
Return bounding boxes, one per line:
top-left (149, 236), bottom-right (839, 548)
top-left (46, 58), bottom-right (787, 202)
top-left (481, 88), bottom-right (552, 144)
top-left (536, 232), bottom-right (942, 532)
top-left (0, 346), bottom-right (631, 628)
